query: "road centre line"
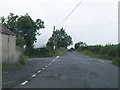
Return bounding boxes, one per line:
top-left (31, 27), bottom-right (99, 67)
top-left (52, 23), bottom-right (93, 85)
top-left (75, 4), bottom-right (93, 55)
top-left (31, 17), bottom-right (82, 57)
top-left (21, 56), bottom-right (60, 86)
top-left (38, 70), bottom-right (41, 73)
top-left (56, 56), bottom-right (59, 59)
top-left (32, 74), bottom-right (36, 78)
top-left (21, 81), bottom-right (28, 85)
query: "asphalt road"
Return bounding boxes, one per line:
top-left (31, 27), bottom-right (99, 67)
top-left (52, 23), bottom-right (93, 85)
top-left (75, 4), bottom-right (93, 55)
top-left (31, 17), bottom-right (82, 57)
top-left (13, 51), bottom-right (118, 88)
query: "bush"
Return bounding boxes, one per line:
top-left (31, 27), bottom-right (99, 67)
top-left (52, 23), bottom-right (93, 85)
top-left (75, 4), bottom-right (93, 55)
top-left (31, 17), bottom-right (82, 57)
top-left (16, 36), bottom-right (25, 47)
top-left (112, 58), bottom-right (120, 66)
top-left (19, 55), bottom-right (29, 65)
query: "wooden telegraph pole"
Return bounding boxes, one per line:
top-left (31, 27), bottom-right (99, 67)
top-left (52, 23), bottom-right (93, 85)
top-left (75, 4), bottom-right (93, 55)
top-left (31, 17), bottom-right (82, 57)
top-left (53, 26), bottom-right (56, 50)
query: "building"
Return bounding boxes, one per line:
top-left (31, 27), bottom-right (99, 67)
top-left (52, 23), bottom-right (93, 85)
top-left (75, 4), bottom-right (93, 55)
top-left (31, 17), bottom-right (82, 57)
top-left (0, 23), bottom-right (22, 64)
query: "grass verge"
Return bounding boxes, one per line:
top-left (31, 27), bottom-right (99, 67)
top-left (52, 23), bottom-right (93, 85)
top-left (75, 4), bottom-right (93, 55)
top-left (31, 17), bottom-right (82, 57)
top-left (79, 50), bottom-right (120, 66)
top-left (112, 58), bottom-right (120, 66)
top-left (2, 55), bottom-right (30, 71)
top-left (49, 48), bottom-right (67, 57)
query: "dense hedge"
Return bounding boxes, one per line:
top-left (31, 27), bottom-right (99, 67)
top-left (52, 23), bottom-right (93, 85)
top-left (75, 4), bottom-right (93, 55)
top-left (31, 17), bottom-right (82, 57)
top-left (29, 47), bottom-right (67, 57)
top-left (77, 44), bottom-right (120, 60)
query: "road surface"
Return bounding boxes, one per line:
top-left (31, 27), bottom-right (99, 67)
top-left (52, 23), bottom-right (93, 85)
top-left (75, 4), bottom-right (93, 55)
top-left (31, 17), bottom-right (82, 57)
top-left (13, 51), bottom-right (118, 88)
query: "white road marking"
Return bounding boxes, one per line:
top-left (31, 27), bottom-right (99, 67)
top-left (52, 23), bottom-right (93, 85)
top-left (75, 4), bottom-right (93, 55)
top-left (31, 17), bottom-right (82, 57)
top-left (21, 81), bottom-right (28, 85)
top-left (38, 70), bottom-right (41, 73)
top-left (56, 56), bottom-right (59, 59)
top-left (21, 56), bottom-right (61, 86)
top-left (99, 60), bottom-right (104, 62)
top-left (32, 74), bottom-right (36, 78)
top-left (52, 60), bottom-right (54, 62)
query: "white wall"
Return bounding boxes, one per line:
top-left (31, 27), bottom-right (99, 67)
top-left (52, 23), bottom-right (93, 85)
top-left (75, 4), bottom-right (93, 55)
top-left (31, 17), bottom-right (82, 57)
top-left (0, 24), bottom-right (2, 90)
top-left (2, 32), bottom-right (23, 64)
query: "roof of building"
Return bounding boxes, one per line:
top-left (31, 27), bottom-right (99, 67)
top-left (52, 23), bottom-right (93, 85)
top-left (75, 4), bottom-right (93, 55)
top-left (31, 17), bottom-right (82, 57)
top-left (0, 23), bottom-right (16, 36)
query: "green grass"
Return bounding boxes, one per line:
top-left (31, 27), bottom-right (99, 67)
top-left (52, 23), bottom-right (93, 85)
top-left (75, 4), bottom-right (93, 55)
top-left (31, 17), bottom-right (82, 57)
top-left (50, 48), bottom-right (67, 56)
top-left (2, 62), bottom-right (22, 71)
top-left (2, 55), bottom-right (30, 71)
top-left (30, 47), bottom-right (67, 58)
top-left (112, 58), bottom-right (120, 66)
top-left (79, 50), bottom-right (120, 66)
top-left (81, 50), bottom-right (113, 59)
top-left (19, 55), bottom-right (30, 65)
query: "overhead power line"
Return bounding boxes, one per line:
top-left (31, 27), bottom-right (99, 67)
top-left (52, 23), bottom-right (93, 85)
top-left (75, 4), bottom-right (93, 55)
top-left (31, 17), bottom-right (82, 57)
top-left (56, 0), bottom-right (84, 27)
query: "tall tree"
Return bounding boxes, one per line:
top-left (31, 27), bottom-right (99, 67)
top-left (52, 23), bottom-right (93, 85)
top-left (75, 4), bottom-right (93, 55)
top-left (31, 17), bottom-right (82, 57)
top-left (17, 14), bottom-right (45, 50)
top-left (0, 13), bottom-right (19, 35)
top-left (0, 13), bottom-right (45, 53)
top-left (47, 28), bottom-right (72, 49)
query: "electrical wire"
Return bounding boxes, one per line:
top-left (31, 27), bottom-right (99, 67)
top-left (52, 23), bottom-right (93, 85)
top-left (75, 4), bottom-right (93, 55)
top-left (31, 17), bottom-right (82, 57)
top-left (56, 0), bottom-right (84, 27)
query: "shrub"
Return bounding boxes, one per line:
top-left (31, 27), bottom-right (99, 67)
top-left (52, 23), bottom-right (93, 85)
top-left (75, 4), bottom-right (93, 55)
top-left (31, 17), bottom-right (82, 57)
top-left (19, 55), bottom-right (29, 65)
top-left (112, 58), bottom-right (120, 66)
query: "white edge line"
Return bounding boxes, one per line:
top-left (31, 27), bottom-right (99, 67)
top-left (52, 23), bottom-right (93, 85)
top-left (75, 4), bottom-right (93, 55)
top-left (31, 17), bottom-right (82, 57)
top-left (46, 66), bottom-right (48, 68)
top-left (21, 81), bottom-right (28, 85)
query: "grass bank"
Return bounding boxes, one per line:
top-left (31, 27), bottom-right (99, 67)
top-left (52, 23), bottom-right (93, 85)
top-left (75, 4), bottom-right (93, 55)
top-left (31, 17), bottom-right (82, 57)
top-left (80, 50), bottom-right (120, 66)
top-left (2, 55), bottom-right (30, 71)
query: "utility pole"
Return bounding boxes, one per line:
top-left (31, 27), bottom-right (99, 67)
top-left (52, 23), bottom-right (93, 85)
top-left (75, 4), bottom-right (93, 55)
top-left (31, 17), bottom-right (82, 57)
top-left (53, 26), bottom-right (56, 50)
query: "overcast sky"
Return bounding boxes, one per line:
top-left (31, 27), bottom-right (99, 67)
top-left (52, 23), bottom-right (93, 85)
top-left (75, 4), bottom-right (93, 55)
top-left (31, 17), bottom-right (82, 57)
top-left (0, 0), bottom-right (119, 48)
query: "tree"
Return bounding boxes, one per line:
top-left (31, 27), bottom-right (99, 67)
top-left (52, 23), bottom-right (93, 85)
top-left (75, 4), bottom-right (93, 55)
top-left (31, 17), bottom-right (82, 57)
top-left (17, 14), bottom-right (45, 51)
top-left (0, 13), bottom-right (19, 35)
top-left (0, 13), bottom-right (45, 55)
top-left (75, 41), bottom-right (87, 50)
top-left (0, 16), bottom-right (6, 25)
top-left (47, 28), bottom-right (72, 49)
top-left (16, 36), bottom-right (25, 47)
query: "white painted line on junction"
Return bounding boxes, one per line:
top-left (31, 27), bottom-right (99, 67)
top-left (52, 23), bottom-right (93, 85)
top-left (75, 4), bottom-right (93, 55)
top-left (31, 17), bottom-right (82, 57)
top-left (21, 81), bottom-right (28, 85)
top-left (32, 74), bottom-right (36, 78)
top-left (99, 60), bottom-right (104, 62)
top-left (43, 68), bottom-right (45, 70)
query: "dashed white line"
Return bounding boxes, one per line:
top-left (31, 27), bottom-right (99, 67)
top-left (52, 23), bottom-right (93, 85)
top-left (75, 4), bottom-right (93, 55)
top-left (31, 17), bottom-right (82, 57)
top-left (32, 74), bottom-right (36, 78)
top-left (21, 81), bottom-right (28, 85)
top-left (21, 56), bottom-right (60, 86)
top-left (38, 70), bottom-right (41, 73)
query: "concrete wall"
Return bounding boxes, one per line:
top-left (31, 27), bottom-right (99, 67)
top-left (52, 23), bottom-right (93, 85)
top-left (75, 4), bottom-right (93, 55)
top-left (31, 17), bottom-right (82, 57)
top-left (1, 28), bottom-right (23, 64)
top-left (0, 25), bottom-right (2, 90)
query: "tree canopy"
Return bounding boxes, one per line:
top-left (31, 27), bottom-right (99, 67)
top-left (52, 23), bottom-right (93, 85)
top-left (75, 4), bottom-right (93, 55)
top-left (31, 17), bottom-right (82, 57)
top-left (0, 13), bottom-right (45, 50)
top-left (47, 28), bottom-right (72, 49)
